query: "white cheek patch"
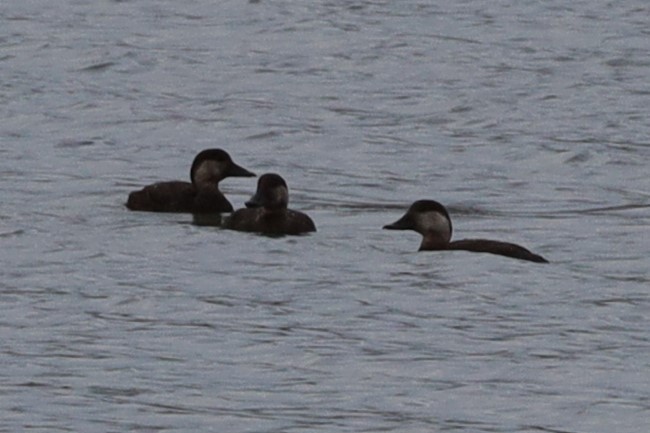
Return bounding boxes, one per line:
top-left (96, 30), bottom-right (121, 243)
top-left (416, 211), bottom-right (451, 241)
top-left (272, 186), bottom-right (289, 207)
top-left (194, 160), bottom-right (224, 184)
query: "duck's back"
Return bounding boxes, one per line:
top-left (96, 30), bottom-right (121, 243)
top-left (224, 208), bottom-right (316, 235)
top-left (448, 239), bottom-right (548, 263)
top-left (126, 181), bottom-right (233, 213)
top-left (126, 181), bottom-right (194, 212)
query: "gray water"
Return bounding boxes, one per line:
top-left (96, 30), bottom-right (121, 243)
top-left (1, 1), bottom-right (649, 432)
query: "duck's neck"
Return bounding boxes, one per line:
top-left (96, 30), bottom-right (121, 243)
top-left (418, 232), bottom-right (451, 251)
top-left (195, 181), bottom-right (221, 192)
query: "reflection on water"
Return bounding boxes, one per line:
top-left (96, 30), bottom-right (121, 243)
top-left (1, 0), bottom-right (649, 432)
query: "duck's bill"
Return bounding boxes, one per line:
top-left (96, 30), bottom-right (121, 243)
top-left (245, 192), bottom-right (263, 208)
top-left (383, 214), bottom-right (413, 230)
top-left (229, 163), bottom-right (256, 177)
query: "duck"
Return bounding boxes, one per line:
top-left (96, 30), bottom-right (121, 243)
top-left (383, 200), bottom-right (548, 263)
top-left (126, 149), bottom-right (255, 213)
top-left (222, 173), bottom-right (316, 235)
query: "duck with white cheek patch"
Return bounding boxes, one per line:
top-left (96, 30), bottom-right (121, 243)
top-left (384, 200), bottom-right (548, 263)
top-left (126, 149), bottom-right (255, 213)
top-left (223, 173), bottom-right (316, 236)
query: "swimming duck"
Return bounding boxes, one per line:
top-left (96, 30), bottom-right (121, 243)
top-left (126, 149), bottom-right (255, 213)
top-left (383, 200), bottom-right (548, 263)
top-left (222, 173), bottom-right (316, 235)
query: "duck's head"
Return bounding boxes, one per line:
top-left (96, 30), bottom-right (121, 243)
top-left (383, 200), bottom-right (453, 245)
top-left (190, 149), bottom-right (255, 186)
top-left (245, 173), bottom-right (289, 210)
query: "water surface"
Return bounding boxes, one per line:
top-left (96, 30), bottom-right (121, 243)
top-left (1, 1), bottom-right (649, 432)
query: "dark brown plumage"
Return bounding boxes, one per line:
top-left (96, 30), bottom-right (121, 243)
top-left (126, 149), bottom-right (255, 213)
top-left (223, 173), bottom-right (316, 235)
top-left (384, 200), bottom-right (548, 263)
